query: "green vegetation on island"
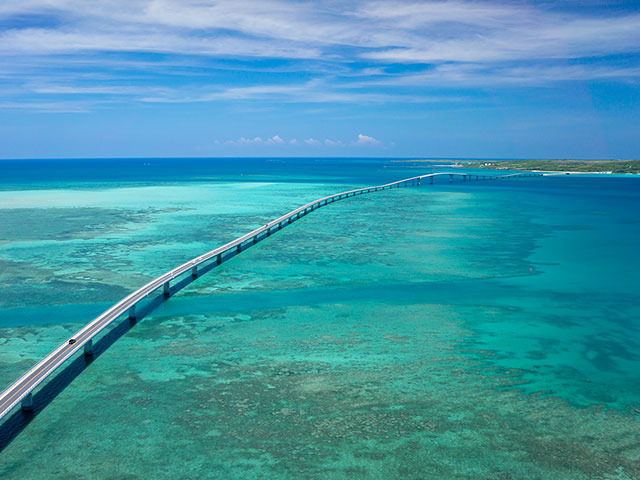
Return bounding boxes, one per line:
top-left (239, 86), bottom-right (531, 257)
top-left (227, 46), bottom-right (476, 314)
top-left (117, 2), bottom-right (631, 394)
top-left (469, 159), bottom-right (640, 174)
top-left (396, 159), bottom-right (640, 174)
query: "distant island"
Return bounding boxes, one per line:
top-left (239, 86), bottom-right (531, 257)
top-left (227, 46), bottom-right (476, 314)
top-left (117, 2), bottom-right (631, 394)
top-left (395, 159), bottom-right (640, 174)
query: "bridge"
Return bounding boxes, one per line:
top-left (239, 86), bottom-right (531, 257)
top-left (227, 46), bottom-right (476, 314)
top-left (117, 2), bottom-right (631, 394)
top-left (0, 171), bottom-right (542, 422)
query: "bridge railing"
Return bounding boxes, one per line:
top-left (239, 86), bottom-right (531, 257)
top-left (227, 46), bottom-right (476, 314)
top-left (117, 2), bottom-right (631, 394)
top-left (0, 171), bottom-right (541, 421)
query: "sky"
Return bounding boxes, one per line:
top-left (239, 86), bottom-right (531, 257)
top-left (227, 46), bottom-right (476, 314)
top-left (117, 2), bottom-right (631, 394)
top-left (1, 0), bottom-right (639, 159)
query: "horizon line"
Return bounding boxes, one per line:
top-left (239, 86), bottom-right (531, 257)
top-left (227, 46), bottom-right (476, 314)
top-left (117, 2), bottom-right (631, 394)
top-left (1, 156), bottom-right (637, 162)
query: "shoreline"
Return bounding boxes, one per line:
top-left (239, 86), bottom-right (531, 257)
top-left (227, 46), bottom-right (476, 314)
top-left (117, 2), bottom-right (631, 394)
top-left (392, 159), bottom-right (640, 175)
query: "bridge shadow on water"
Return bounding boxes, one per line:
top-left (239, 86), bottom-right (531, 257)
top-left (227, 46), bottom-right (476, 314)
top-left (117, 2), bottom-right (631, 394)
top-left (0, 244), bottom-right (256, 453)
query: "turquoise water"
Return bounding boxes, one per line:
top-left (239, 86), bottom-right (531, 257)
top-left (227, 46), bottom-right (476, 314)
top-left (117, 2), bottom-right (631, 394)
top-left (0, 159), bottom-right (639, 478)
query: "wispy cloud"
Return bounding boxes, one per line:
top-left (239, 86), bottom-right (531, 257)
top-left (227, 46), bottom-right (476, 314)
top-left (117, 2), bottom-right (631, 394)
top-left (1, 0), bottom-right (639, 112)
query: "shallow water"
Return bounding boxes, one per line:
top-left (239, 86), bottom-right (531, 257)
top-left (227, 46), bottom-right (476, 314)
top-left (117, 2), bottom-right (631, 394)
top-left (0, 159), bottom-right (638, 478)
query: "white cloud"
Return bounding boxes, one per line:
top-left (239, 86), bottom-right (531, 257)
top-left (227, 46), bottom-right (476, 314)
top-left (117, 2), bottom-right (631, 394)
top-left (354, 134), bottom-right (381, 145)
top-left (237, 136), bottom-right (263, 144)
top-left (1, 0), bottom-right (639, 114)
top-left (225, 135), bottom-right (288, 145)
top-left (1, 1), bottom-right (638, 79)
top-left (218, 134), bottom-right (385, 147)
top-left (267, 135), bottom-right (284, 144)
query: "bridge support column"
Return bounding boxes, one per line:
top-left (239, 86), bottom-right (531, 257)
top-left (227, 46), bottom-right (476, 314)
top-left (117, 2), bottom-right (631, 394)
top-left (163, 281), bottom-right (171, 297)
top-left (430, 177), bottom-right (433, 184)
top-left (21, 393), bottom-right (33, 411)
top-left (191, 265), bottom-right (198, 278)
top-left (217, 253), bottom-right (222, 264)
top-left (463, 175), bottom-right (467, 182)
top-left (84, 339), bottom-right (94, 356)
top-left (237, 244), bottom-right (242, 253)
top-left (267, 228), bottom-right (271, 237)
top-left (253, 235), bottom-right (257, 244)
top-left (449, 174), bottom-right (453, 183)
top-left (128, 305), bottom-right (136, 321)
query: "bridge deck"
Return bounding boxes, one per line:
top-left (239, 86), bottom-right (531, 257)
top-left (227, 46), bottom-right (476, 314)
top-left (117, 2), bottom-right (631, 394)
top-left (0, 171), bottom-right (542, 421)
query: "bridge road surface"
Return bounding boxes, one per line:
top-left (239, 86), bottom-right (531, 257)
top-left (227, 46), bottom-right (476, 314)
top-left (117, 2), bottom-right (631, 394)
top-left (0, 171), bottom-right (542, 421)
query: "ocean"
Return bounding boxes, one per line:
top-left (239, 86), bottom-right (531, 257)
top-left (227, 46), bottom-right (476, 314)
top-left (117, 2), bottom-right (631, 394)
top-left (0, 158), bottom-right (639, 479)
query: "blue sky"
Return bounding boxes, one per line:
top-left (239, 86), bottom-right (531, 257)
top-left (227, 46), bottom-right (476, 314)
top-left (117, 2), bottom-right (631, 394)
top-left (1, 0), bottom-right (639, 159)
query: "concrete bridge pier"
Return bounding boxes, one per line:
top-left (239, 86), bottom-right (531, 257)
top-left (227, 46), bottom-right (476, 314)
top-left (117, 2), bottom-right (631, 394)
top-left (21, 393), bottom-right (33, 411)
top-left (191, 266), bottom-right (198, 278)
top-left (216, 253), bottom-right (222, 264)
top-left (463, 175), bottom-right (467, 182)
top-left (253, 235), bottom-right (258, 244)
top-left (237, 244), bottom-right (242, 253)
top-left (128, 305), bottom-right (136, 321)
top-left (430, 177), bottom-right (434, 184)
top-left (84, 339), bottom-right (94, 356)
top-left (163, 281), bottom-right (171, 297)
top-left (449, 174), bottom-right (453, 183)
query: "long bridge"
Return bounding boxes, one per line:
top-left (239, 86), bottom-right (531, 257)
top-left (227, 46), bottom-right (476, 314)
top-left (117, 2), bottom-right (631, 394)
top-left (0, 171), bottom-right (542, 422)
